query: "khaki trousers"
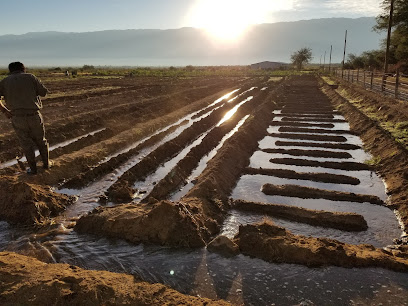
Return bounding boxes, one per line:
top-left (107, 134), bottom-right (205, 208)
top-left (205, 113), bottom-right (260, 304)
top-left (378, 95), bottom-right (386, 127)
top-left (11, 111), bottom-right (49, 169)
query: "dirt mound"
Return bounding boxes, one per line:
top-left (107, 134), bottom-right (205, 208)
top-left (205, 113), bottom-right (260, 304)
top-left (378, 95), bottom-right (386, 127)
top-left (234, 222), bottom-right (408, 271)
top-left (75, 200), bottom-right (209, 248)
top-left (0, 176), bottom-right (75, 225)
top-left (233, 199), bottom-right (368, 231)
top-left (0, 252), bottom-right (229, 305)
top-left (262, 184), bottom-right (384, 205)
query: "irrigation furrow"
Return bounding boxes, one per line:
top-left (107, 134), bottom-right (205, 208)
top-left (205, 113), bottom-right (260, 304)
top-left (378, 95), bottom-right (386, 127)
top-left (227, 75), bottom-right (401, 250)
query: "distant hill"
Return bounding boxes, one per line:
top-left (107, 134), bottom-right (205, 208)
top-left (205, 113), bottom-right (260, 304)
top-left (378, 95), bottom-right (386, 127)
top-left (0, 17), bottom-right (384, 67)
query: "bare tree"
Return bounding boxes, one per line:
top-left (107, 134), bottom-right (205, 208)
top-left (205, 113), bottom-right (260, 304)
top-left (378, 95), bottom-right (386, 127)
top-left (291, 47), bottom-right (313, 70)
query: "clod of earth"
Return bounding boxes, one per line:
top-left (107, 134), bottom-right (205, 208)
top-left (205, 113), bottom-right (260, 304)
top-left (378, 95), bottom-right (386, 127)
top-left (0, 252), bottom-right (229, 305)
top-left (232, 199), bottom-right (368, 231)
top-left (207, 235), bottom-right (240, 257)
top-left (75, 200), bottom-right (209, 248)
top-left (234, 222), bottom-right (408, 271)
top-left (0, 176), bottom-right (75, 225)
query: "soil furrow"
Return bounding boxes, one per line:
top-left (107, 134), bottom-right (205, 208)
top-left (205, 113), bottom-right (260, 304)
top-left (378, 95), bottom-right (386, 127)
top-left (244, 167), bottom-right (360, 185)
top-left (275, 141), bottom-right (361, 150)
top-left (279, 113), bottom-right (334, 119)
top-left (145, 93), bottom-right (268, 201)
top-left (62, 123), bottom-right (185, 189)
top-left (268, 133), bottom-right (347, 142)
top-left (235, 222), bottom-right (408, 271)
top-left (106, 88), bottom-right (259, 202)
top-left (278, 127), bottom-right (353, 135)
top-left (233, 199), bottom-right (367, 231)
top-left (262, 148), bottom-right (352, 159)
top-left (261, 184), bottom-right (384, 205)
top-left (270, 121), bottom-right (335, 128)
top-left (281, 110), bottom-right (336, 114)
top-left (281, 117), bottom-right (346, 123)
top-left (269, 157), bottom-right (371, 170)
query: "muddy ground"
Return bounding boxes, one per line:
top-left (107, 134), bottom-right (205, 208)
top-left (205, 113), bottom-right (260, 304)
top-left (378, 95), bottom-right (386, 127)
top-left (1, 73), bottom-right (408, 304)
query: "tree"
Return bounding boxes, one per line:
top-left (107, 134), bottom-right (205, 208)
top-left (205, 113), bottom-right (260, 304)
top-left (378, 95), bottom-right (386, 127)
top-left (291, 47), bottom-right (313, 70)
top-left (375, 0), bottom-right (408, 63)
top-left (346, 54), bottom-right (365, 69)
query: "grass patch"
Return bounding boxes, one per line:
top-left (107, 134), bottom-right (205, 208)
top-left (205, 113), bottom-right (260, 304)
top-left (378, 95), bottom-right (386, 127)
top-left (321, 76), bottom-right (337, 85)
top-left (364, 156), bottom-right (382, 166)
top-left (268, 77), bottom-right (283, 82)
top-left (45, 86), bottom-right (121, 99)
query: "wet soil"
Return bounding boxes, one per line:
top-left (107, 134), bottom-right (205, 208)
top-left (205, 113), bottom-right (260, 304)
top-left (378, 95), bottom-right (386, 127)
top-left (274, 140), bottom-right (360, 150)
top-left (262, 184), bottom-right (384, 205)
top-left (0, 176), bottom-right (75, 225)
top-left (233, 199), bottom-right (368, 231)
top-left (281, 117), bottom-right (346, 123)
top-left (270, 157), bottom-right (371, 171)
top-left (235, 222), bottom-right (408, 271)
top-left (278, 126), bottom-right (354, 135)
top-left (270, 121), bottom-right (335, 128)
top-left (0, 252), bottom-right (228, 305)
top-left (269, 132), bottom-right (347, 142)
top-left (75, 200), bottom-right (208, 248)
top-left (244, 167), bottom-right (360, 185)
top-left (262, 148), bottom-right (352, 159)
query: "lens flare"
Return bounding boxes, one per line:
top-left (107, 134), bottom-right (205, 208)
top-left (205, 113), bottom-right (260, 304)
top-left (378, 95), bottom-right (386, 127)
top-left (187, 0), bottom-right (293, 42)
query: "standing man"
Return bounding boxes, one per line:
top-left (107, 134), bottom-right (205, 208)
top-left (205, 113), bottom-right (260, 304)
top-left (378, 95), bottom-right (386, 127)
top-left (0, 62), bottom-right (51, 174)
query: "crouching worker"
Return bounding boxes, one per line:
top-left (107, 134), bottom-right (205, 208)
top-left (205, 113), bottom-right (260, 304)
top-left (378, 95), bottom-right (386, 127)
top-left (0, 62), bottom-right (51, 174)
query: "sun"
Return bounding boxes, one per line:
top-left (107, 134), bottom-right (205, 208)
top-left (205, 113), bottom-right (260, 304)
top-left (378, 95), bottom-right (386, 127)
top-left (187, 0), bottom-right (293, 42)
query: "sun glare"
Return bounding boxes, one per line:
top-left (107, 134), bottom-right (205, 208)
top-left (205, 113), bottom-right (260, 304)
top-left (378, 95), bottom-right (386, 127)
top-left (188, 0), bottom-right (293, 42)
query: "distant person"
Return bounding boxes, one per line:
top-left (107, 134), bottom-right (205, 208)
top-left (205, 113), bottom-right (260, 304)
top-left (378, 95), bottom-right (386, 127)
top-left (0, 62), bottom-right (51, 174)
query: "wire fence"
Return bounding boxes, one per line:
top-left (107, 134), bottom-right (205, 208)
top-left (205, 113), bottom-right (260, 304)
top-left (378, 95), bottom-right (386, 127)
top-left (332, 68), bottom-right (408, 101)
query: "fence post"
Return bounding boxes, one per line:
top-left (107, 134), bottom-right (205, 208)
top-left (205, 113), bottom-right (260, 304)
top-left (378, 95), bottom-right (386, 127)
top-left (363, 70), bottom-right (366, 88)
top-left (395, 70), bottom-right (400, 99)
top-left (348, 70), bottom-right (350, 82)
top-left (370, 71), bottom-right (374, 90)
top-left (382, 73), bottom-right (386, 92)
top-left (357, 69), bottom-right (359, 83)
top-left (352, 70), bottom-right (354, 83)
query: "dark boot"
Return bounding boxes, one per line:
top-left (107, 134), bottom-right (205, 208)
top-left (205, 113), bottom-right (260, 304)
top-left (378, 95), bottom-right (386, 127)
top-left (27, 166), bottom-right (37, 175)
top-left (38, 142), bottom-right (51, 169)
top-left (25, 147), bottom-right (37, 174)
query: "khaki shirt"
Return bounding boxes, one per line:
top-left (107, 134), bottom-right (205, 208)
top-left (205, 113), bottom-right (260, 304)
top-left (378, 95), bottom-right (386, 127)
top-left (0, 71), bottom-right (48, 114)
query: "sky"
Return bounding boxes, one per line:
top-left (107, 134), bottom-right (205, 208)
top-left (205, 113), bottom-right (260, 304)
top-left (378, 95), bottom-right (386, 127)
top-left (0, 0), bottom-right (384, 36)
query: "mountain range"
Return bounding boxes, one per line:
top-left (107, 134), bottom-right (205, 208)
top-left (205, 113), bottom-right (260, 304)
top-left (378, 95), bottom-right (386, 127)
top-left (0, 17), bottom-right (384, 67)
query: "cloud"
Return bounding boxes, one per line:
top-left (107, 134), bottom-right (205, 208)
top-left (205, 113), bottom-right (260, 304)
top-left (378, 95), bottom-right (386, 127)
top-left (324, 0), bottom-right (382, 15)
top-left (293, 0), bottom-right (382, 15)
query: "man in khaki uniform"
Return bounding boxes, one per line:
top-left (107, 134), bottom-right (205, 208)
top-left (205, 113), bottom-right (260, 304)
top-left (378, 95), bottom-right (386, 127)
top-left (0, 62), bottom-right (51, 174)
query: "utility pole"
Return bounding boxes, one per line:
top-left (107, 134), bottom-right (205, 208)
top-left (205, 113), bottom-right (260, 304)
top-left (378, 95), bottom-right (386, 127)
top-left (382, 0), bottom-right (395, 91)
top-left (342, 30), bottom-right (347, 78)
top-left (329, 45), bottom-right (333, 73)
top-left (323, 50), bottom-right (326, 71)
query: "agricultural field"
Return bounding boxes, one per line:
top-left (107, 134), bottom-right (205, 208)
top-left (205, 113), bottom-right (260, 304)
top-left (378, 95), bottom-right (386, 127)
top-left (0, 71), bottom-right (408, 305)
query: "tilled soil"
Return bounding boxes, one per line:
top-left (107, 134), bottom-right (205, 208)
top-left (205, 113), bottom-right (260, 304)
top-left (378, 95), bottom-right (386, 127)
top-left (1, 74), bottom-right (408, 304)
